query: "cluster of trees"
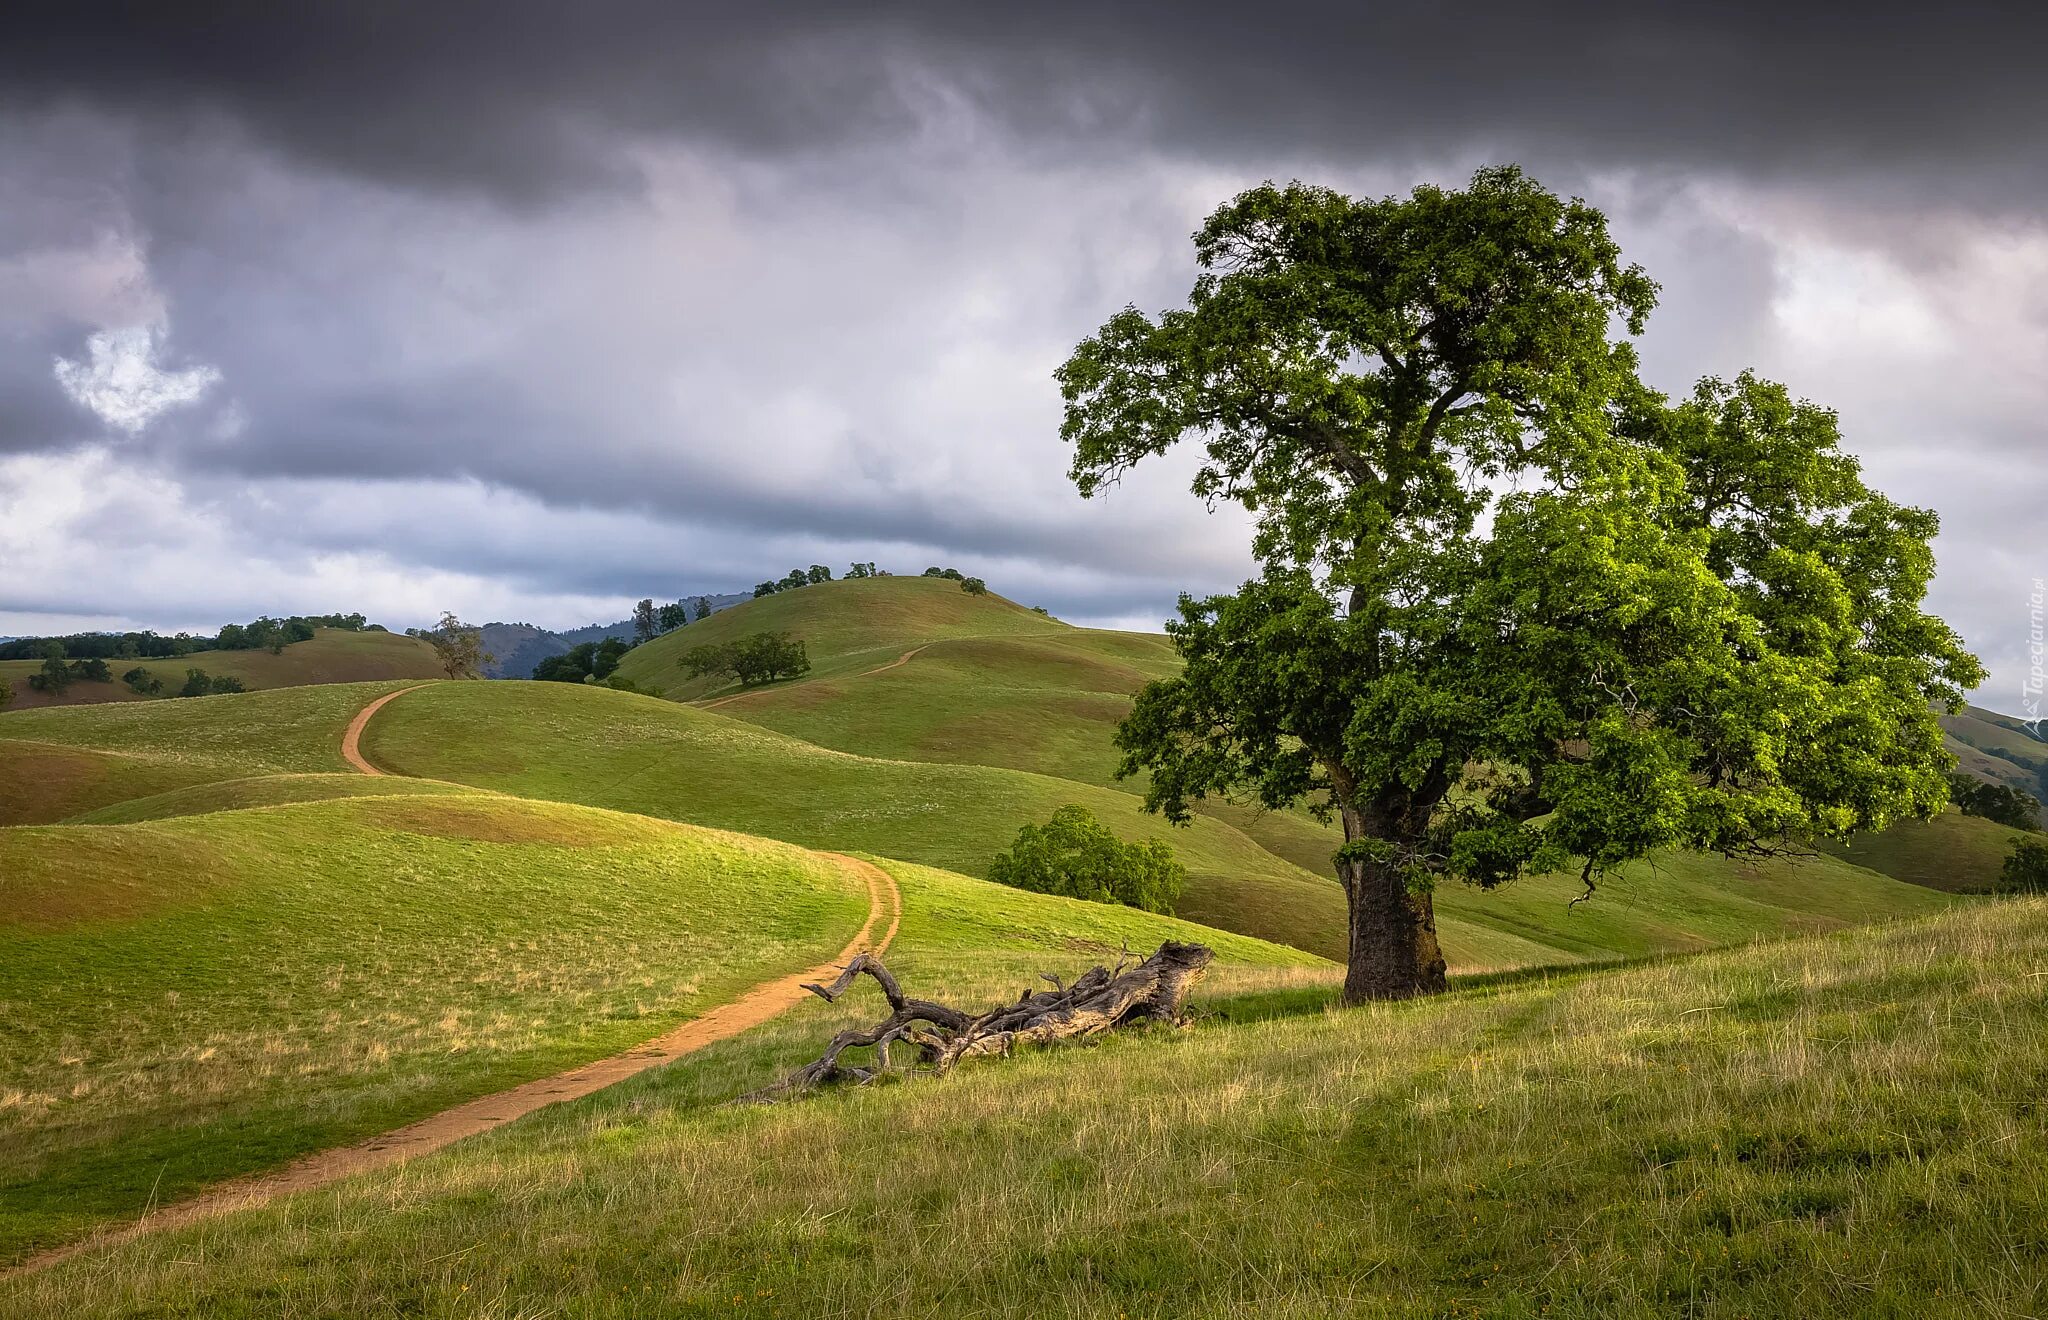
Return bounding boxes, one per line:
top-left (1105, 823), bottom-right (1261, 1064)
top-left (922, 567), bottom-right (988, 595)
top-left (27, 644), bottom-right (113, 693)
top-left (987, 805), bottom-right (1186, 914)
top-left (1948, 774), bottom-right (2041, 830)
top-left (680, 632), bottom-right (811, 687)
top-left (632, 596), bottom-right (714, 643)
top-left (0, 613), bottom-right (376, 663)
top-left (2002, 838), bottom-right (2048, 894)
top-left (753, 565), bottom-right (836, 598)
top-left (533, 637), bottom-right (631, 683)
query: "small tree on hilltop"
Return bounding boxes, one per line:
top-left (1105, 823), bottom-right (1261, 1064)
top-left (633, 598), bottom-right (659, 643)
top-left (427, 612), bottom-right (492, 679)
top-left (1059, 166), bottom-right (1982, 1002)
top-left (754, 581), bottom-right (779, 598)
top-left (806, 564), bottom-right (833, 584)
top-left (959, 576), bottom-right (988, 596)
top-left (988, 805), bottom-right (1186, 914)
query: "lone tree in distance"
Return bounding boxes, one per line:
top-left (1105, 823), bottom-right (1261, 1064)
top-left (1059, 166), bottom-right (1982, 1002)
top-left (426, 612), bottom-right (493, 679)
top-left (632, 597), bottom-right (659, 643)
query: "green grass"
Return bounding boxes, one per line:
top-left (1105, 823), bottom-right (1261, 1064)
top-left (0, 630), bottom-right (440, 711)
top-left (65, 772), bottom-right (488, 825)
top-left (0, 681), bottom-right (432, 825)
top-left (11, 895), bottom-right (2043, 1318)
top-left (612, 576), bottom-right (1070, 700)
top-left (358, 679), bottom-right (1421, 965)
top-left (706, 630), bottom-right (1177, 784)
top-left (0, 793), bottom-right (867, 1262)
top-left (1815, 806), bottom-right (2031, 893)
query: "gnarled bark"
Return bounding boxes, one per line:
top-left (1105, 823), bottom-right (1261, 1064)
top-left (746, 941), bottom-right (1214, 1101)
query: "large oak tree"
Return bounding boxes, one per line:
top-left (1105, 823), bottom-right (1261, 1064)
top-left (1058, 167), bottom-right (1982, 1001)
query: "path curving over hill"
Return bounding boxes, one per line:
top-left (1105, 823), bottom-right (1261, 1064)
top-left (340, 683), bottom-right (431, 774)
top-left (701, 644), bottom-right (928, 710)
top-left (5, 852), bottom-right (900, 1281)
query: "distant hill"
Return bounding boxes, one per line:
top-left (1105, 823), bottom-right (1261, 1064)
top-left (0, 628), bottom-right (441, 711)
top-left (1942, 704), bottom-right (2048, 820)
top-left (478, 594), bottom-right (750, 678)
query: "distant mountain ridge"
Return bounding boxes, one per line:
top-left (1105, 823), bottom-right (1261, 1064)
top-left (478, 594), bottom-right (750, 678)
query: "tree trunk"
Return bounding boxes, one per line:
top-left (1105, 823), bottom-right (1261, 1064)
top-left (1337, 807), bottom-right (1447, 1002)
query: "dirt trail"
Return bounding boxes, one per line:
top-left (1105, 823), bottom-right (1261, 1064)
top-left (6, 853), bottom-right (900, 1281)
top-left (339, 683), bottom-right (431, 774)
top-left (701, 644), bottom-right (929, 710)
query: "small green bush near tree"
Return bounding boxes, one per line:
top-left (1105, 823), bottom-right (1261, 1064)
top-left (0, 677), bottom-right (12, 709)
top-left (177, 668), bottom-right (245, 698)
top-left (2000, 838), bottom-right (2048, 894)
top-left (121, 666), bottom-right (164, 696)
top-left (988, 804), bottom-right (1187, 914)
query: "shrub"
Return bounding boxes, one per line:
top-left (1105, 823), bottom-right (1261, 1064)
top-left (987, 805), bottom-right (1186, 914)
top-left (121, 666), bottom-right (164, 696)
top-left (959, 577), bottom-right (988, 595)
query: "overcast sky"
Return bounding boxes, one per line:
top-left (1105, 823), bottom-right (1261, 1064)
top-left (2, 3), bottom-right (2044, 708)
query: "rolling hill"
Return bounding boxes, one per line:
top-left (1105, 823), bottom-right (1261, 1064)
top-left (9, 889), bottom-right (2041, 1317)
top-left (1941, 704), bottom-right (2048, 810)
top-left (0, 629), bottom-right (441, 711)
top-left (0, 587), bottom-right (2018, 1293)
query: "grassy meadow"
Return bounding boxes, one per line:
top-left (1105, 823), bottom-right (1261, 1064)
top-left (0, 794), bottom-right (867, 1260)
top-left (8, 893), bottom-right (2041, 1318)
top-left (0, 630), bottom-right (441, 711)
top-left (0, 680), bottom-right (429, 825)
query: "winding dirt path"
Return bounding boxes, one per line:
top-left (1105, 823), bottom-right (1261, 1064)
top-left (339, 683), bottom-right (431, 774)
top-left (701, 644), bottom-right (929, 710)
top-left (8, 854), bottom-right (900, 1281)
top-left (4, 684), bottom-right (907, 1281)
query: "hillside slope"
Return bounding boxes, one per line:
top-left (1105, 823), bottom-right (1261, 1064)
top-left (0, 629), bottom-right (439, 711)
top-left (0, 792), bottom-right (875, 1261)
top-left (14, 895), bottom-right (2043, 1317)
top-left (360, 681), bottom-right (1957, 970)
top-left (611, 575), bottom-right (1068, 699)
top-left (0, 680), bottom-right (429, 825)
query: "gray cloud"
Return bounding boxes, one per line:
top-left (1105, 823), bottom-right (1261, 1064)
top-left (1, 5), bottom-right (2044, 706)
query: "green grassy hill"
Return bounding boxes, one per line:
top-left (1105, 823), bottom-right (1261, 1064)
top-left (611, 575), bottom-right (1068, 699)
top-left (0, 629), bottom-right (440, 712)
top-left (593, 577), bottom-right (1974, 956)
top-left (0, 781), bottom-right (1317, 1266)
top-left (11, 894), bottom-right (2041, 1318)
top-left (0, 680), bottom-right (425, 825)
top-left (360, 681), bottom-right (1956, 971)
top-left (1816, 805), bottom-right (2032, 893)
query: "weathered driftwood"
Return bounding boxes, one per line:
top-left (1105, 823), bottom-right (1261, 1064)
top-left (746, 940), bottom-right (1214, 1101)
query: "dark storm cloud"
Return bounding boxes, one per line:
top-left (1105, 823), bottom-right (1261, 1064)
top-left (5, 2), bottom-right (2045, 203)
top-left (3, 4), bottom-right (2044, 699)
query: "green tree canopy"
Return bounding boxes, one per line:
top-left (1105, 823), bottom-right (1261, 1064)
top-left (987, 805), bottom-right (1186, 914)
top-left (1060, 166), bottom-right (1982, 1001)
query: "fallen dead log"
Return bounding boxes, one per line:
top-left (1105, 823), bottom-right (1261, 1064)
top-left (745, 940), bottom-right (1214, 1101)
